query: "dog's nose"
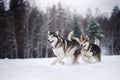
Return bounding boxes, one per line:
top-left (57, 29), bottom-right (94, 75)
top-left (48, 40), bottom-right (50, 42)
top-left (81, 44), bottom-right (83, 47)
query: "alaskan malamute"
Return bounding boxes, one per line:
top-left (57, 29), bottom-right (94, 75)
top-left (48, 31), bottom-right (81, 65)
top-left (68, 31), bottom-right (101, 62)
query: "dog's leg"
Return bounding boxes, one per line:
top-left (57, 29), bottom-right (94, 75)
top-left (94, 54), bottom-right (101, 62)
top-left (81, 55), bottom-right (88, 63)
top-left (51, 56), bottom-right (64, 65)
top-left (74, 54), bottom-right (80, 64)
top-left (94, 56), bottom-right (99, 62)
top-left (71, 55), bottom-right (75, 64)
top-left (87, 56), bottom-right (93, 63)
top-left (81, 50), bottom-right (88, 63)
top-left (83, 51), bottom-right (93, 63)
top-left (97, 53), bottom-right (101, 62)
top-left (93, 53), bottom-right (101, 62)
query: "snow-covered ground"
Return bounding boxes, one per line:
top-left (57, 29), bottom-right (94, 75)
top-left (0, 56), bottom-right (120, 80)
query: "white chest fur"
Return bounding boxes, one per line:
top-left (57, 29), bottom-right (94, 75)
top-left (52, 47), bottom-right (64, 57)
top-left (81, 50), bottom-right (93, 57)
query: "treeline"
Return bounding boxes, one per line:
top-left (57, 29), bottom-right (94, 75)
top-left (0, 0), bottom-right (120, 59)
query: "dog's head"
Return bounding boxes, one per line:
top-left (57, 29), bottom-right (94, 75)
top-left (48, 31), bottom-right (59, 46)
top-left (80, 35), bottom-right (90, 50)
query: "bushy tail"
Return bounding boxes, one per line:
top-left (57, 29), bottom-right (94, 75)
top-left (94, 38), bottom-right (100, 46)
top-left (68, 31), bottom-right (80, 44)
top-left (68, 31), bottom-right (74, 41)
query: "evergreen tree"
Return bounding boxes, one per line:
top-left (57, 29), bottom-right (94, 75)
top-left (87, 19), bottom-right (103, 42)
top-left (111, 5), bottom-right (120, 55)
top-left (0, 0), bottom-right (5, 58)
top-left (0, 0), bottom-right (4, 16)
top-left (73, 15), bottom-right (81, 37)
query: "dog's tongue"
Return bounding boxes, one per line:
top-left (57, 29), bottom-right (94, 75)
top-left (50, 40), bottom-right (54, 43)
top-left (81, 46), bottom-right (84, 48)
top-left (81, 45), bottom-right (85, 49)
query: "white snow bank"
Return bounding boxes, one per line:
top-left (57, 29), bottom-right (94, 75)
top-left (0, 56), bottom-right (120, 80)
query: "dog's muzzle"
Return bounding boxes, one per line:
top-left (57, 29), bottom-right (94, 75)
top-left (48, 40), bottom-right (54, 44)
top-left (81, 44), bottom-right (86, 49)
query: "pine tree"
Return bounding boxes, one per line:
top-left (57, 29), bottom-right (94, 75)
top-left (0, 0), bottom-right (4, 16)
top-left (111, 6), bottom-right (120, 55)
top-left (73, 15), bottom-right (81, 37)
top-left (87, 19), bottom-right (103, 42)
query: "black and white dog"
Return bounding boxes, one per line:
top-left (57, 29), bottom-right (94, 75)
top-left (48, 31), bottom-right (81, 65)
top-left (80, 35), bottom-right (101, 62)
top-left (68, 31), bottom-right (101, 63)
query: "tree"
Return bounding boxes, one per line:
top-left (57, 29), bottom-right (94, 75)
top-left (111, 6), bottom-right (120, 55)
top-left (73, 15), bottom-right (81, 37)
top-left (10, 0), bottom-right (31, 58)
top-left (87, 19), bottom-right (103, 42)
top-left (0, 0), bottom-right (4, 16)
top-left (0, 0), bottom-right (5, 58)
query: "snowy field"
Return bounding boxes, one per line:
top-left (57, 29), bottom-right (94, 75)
top-left (0, 56), bottom-right (120, 80)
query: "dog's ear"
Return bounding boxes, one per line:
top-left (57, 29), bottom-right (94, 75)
top-left (85, 35), bottom-right (89, 41)
top-left (48, 31), bottom-right (50, 35)
top-left (55, 31), bottom-right (59, 35)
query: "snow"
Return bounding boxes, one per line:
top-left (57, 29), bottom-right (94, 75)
top-left (0, 56), bottom-right (120, 80)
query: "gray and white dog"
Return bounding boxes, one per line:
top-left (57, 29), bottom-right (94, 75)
top-left (48, 31), bottom-right (81, 65)
top-left (80, 35), bottom-right (101, 62)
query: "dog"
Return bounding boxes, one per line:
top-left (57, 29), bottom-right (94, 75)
top-left (80, 35), bottom-right (101, 62)
top-left (68, 31), bottom-right (101, 63)
top-left (48, 31), bottom-right (81, 65)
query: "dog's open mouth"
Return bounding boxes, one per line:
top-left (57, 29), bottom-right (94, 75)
top-left (49, 40), bottom-right (54, 43)
top-left (81, 45), bottom-right (86, 49)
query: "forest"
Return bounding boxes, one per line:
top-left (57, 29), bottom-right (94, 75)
top-left (0, 0), bottom-right (120, 59)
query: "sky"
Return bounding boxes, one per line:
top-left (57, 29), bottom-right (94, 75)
top-left (4, 0), bottom-right (120, 16)
top-left (31, 0), bottom-right (120, 16)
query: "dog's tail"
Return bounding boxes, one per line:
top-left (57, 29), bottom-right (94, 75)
top-left (94, 38), bottom-right (100, 46)
top-left (68, 31), bottom-right (80, 43)
top-left (68, 31), bottom-right (74, 41)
